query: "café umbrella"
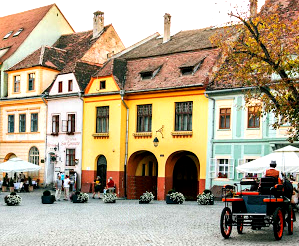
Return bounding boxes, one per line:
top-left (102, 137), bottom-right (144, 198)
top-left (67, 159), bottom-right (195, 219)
top-left (236, 145), bottom-right (299, 174)
top-left (0, 157), bottom-right (41, 173)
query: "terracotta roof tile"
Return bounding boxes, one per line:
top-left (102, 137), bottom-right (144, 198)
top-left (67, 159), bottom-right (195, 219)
top-left (0, 4), bottom-right (55, 63)
top-left (7, 46), bottom-right (66, 71)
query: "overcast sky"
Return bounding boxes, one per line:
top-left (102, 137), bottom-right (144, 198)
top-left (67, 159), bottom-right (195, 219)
top-left (1, 0), bottom-right (266, 47)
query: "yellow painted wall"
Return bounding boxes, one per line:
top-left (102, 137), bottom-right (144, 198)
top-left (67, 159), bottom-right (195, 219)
top-left (83, 76), bottom-right (209, 180)
top-left (7, 67), bottom-right (59, 98)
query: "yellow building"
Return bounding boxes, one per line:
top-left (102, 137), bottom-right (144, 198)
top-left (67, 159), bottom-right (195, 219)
top-left (82, 21), bottom-right (220, 200)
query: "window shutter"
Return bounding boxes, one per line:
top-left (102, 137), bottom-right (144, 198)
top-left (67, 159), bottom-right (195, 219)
top-left (228, 158), bottom-right (235, 180)
top-left (237, 159), bottom-right (245, 180)
top-left (209, 158), bottom-right (217, 179)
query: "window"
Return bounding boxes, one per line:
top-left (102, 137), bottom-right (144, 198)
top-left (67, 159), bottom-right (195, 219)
top-left (28, 147), bottom-right (39, 165)
top-left (96, 106), bottom-right (109, 133)
top-left (14, 75), bottom-right (20, 93)
top-left (175, 101), bottom-right (193, 131)
top-left (66, 149), bottom-right (76, 166)
top-left (219, 108), bottom-right (231, 129)
top-left (19, 114), bottom-right (26, 133)
top-left (13, 28), bottom-right (24, 37)
top-left (68, 80), bottom-right (73, 92)
top-left (140, 71), bottom-right (153, 80)
top-left (52, 115), bottom-right (59, 134)
top-left (31, 113), bottom-right (38, 132)
top-left (137, 104), bottom-right (152, 132)
top-left (67, 114), bottom-right (76, 133)
top-left (245, 159), bottom-right (258, 178)
top-left (248, 106), bottom-right (260, 128)
top-left (180, 66), bottom-right (193, 75)
top-left (3, 31), bottom-right (13, 39)
top-left (28, 73), bottom-right (35, 91)
top-left (218, 159), bottom-right (229, 178)
top-left (58, 81), bottom-right (63, 93)
top-left (8, 115), bottom-right (15, 133)
top-left (100, 80), bottom-right (106, 89)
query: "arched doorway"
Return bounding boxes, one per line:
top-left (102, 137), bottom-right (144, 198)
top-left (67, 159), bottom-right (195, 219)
top-left (127, 151), bottom-right (158, 199)
top-left (97, 155), bottom-right (107, 191)
top-left (173, 156), bottom-right (198, 200)
top-left (4, 153), bottom-right (17, 162)
top-left (165, 151), bottom-right (200, 201)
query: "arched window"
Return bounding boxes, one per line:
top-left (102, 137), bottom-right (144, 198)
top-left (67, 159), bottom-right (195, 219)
top-left (29, 147), bottom-right (39, 165)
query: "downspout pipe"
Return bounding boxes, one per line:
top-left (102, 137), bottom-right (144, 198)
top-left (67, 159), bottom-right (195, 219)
top-left (78, 91), bottom-right (84, 190)
top-left (204, 91), bottom-right (215, 189)
top-left (120, 90), bottom-right (129, 198)
top-left (41, 93), bottom-right (48, 187)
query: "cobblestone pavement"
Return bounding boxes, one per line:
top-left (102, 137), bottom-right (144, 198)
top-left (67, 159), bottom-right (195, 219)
top-left (1, 190), bottom-right (299, 246)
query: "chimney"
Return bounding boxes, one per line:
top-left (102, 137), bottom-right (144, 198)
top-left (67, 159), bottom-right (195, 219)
top-left (250, 0), bottom-right (258, 17)
top-left (93, 11), bottom-right (104, 38)
top-left (163, 13), bottom-right (171, 43)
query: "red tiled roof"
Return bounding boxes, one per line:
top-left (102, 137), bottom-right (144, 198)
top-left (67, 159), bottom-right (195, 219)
top-left (261, 0), bottom-right (299, 19)
top-left (7, 46), bottom-right (66, 71)
top-left (124, 49), bottom-right (219, 92)
top-left (0, 4), bottom-right (55, 64)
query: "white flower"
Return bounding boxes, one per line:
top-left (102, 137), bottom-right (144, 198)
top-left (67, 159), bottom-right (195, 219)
top-left (169, 192), bottom-right (185, 204)
top-left (5, 194), bottom-right (22, 205)
top-left (139, 191), bottom-right (154, 202)
top-left (77, 193), bottom-right (89, 203)
top-left (103, 193), bottom-right (117, 203)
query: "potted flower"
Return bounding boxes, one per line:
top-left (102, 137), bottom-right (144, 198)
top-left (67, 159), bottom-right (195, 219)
top-left (197, 189), bottom-right (215, 205)
top-left (139, 191), bottom-right (154, 204)
top-left (28, 176), bottom-right (34, 192)
top-left (4, 192), bottom-right (22, 206)
top-left (41, 190), bottom-right (55, 204)
top-left (71, 191), bottom-right (89, 203)
top-left (166, 189), bottom-right (185, 204)
top-left (103, 193), bottom-right (117, 203)
top-left (8, 178), bottom-right (14, 192)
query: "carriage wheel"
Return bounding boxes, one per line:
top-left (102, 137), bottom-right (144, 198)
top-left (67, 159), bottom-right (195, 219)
top-left (287, 205), bottom-right (294, 235)
top-left (220, 207), bottom-right (232, 239)
top-left (237, 215), bottom-right (244, 234)
top-left (273, 207), bottom-right (284, 240)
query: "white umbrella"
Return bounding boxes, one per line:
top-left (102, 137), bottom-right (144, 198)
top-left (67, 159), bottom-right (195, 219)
top-left (0, 157), bottom-right (41, 173)
top-left (236, 145), bottom-right (299, 174)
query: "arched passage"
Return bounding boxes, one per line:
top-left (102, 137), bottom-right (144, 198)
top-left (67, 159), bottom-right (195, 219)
top-left (127, 151), bottom-right (158, 199)
top-left (96, 155), bottom-right (107, 192)
top-left (4, 153), bottom-right (17, 162)
top-left (165, 151), bottom-right (200, 200)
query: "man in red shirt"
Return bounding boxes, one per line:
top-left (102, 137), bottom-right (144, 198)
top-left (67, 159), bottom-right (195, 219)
top-left (107, 177), bottom-right (115, 193)
top-left (263, 160), bottom-right (283, 184)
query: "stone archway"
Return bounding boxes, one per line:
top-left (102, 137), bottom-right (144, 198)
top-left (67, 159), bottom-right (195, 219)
top-left (165, 151), bottom-right (200, 201)
top-left (127, 151), bottom-right (158, 199)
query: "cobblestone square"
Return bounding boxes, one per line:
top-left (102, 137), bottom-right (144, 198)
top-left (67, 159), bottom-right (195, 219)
top-left (1, 190), bottom-right (299, 245)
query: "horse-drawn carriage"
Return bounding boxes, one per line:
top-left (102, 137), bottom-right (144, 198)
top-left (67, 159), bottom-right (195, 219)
top-left (220, 177), bottom-right (294, 240)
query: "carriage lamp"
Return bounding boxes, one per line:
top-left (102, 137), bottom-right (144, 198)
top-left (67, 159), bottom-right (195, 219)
top-left (153, 137), bottom-right (159, 147)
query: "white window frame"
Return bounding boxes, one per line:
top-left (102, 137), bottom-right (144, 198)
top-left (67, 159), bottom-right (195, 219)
top-left (237, 158), bottom-right (260, 179)
top-left (210, 158), bottom-right (234, 179)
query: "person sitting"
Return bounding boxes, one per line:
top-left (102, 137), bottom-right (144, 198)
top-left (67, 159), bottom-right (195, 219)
top-left (107, 177), bottom-right (115, 193)
top-left (262, 160), bottom-right (283, 184)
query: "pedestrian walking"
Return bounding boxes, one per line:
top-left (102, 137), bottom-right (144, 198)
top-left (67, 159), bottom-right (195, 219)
top-left (63, 175), bottom-right (70, 200)
top-left (55, 175), bottom-right (63, 201)
top-left (92, 176), bottom-right (101, 199)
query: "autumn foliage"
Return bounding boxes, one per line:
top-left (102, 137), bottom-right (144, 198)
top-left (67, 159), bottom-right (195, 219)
top-left (211, 3), bottom-right (299, 142)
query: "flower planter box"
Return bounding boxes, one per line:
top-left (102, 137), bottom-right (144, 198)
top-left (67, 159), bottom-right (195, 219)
top-left (72, 195), bottom-right (84, 203)
top-left (42, 195), bottom-right (55, 204)
top-left (139, 200), bottom-right (150, 204)
top-left (6, 202), bottom-right (18, 206)
top-left (104, 200), bottom-right (116, 203)
top-left (166, 194), bottom-right (179, 204)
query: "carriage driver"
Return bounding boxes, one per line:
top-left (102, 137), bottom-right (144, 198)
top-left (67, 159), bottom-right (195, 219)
top-left (263, 160), bottom-right (283, 184)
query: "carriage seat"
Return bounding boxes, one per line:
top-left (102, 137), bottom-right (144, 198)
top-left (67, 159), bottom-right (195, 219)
top-left (259, 177), bottom-right (283, 196)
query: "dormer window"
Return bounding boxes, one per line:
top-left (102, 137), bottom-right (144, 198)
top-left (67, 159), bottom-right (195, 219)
top-left (3, 31), bottom-right (13, 39)
top-left (13, 28), bottom-right (24, 37)
top-left (100, 80), bottom-right (106, 89)
top-left (179, 57), bottom-right (206, 76)
top-left (140, 65), bottom-right (162, 80)
top-left (58, 81), bottom-right (63, 93)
